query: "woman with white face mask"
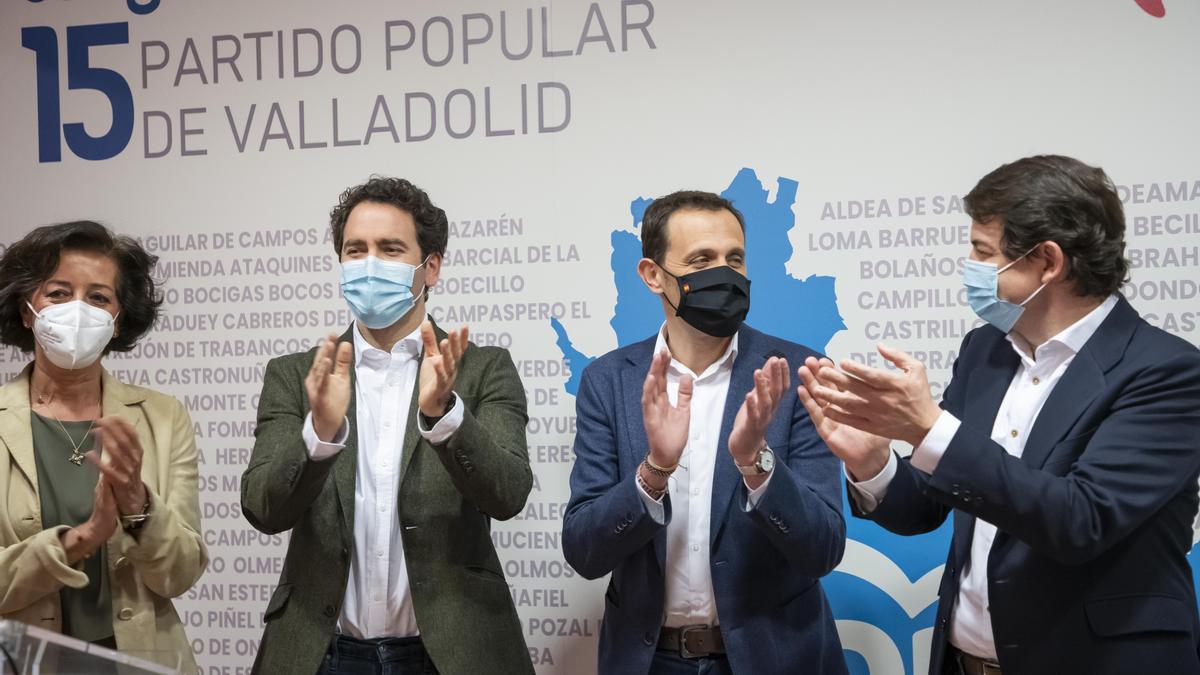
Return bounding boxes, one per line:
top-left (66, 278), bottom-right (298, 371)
top-left (0, 221), bottom-right (206, 672)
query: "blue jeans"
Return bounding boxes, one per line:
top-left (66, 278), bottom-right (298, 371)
top-left (316, 634), bottom-right (439, 675)
top-left (649, 648), bottom-right (734, 675)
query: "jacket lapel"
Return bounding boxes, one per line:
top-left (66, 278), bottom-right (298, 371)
top-left (1019, 297), bottom-right (1137, 470)
top-left (101, 370), bottom-right (147, 429)
top-left (954, 337), bottom-right (1020, 550)
top-left (620, 338), bottom-right (659, 565)
top-left (100, 371), bottom-right (154, 477)
top-left (710, 327), bottom-right (759, 549)
top-left (0, 365), bottom-right (37, 490)
top-left (333, 325), bottom-right (359, 541)
top-left (961, 342), bottom-right (1020, 438)
top-left (398, 318), bottom-right (445, 487)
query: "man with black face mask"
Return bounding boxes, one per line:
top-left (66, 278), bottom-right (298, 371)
top-left (562, 191), bottom-right (849, 675)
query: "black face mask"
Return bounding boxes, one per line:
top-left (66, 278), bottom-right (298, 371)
top-left (659, 264), bottom-right (751, 338)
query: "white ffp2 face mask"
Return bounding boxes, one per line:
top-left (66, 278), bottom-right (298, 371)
top-left (27, 300), bottom-right (117, 369)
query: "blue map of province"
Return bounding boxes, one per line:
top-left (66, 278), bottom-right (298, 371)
top-left (547, 167), bottom-right (1200, 675)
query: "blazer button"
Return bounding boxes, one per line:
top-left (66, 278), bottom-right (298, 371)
top-left (643, 631), bottom-right (654, 645)
top-left (114, 556), bottom-right (129, 570)
top-left (117, 608), bottom-right (134, 621)
top-left (324, 605), bottom-right (337, 618)
top-left (939, 617), bottom-right (948, 628)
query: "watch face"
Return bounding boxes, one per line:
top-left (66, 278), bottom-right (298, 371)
top-left (758, 448), bottom-right (775, 472)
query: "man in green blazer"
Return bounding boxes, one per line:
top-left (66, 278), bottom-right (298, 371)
top-left (241, 177), bottom-right (534, 675)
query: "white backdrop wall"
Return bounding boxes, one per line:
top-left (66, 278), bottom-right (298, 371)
top-left (1, 1), bottom-right (1198, 674)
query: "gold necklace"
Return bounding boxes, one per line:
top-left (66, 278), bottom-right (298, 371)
top-left (54, 417), bottom-right (95, 466)
top-left (35, 394), bottom-right (99, 466)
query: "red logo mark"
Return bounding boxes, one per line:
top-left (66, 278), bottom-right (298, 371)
top-left (1136, 0), bottom-right (1166, 17)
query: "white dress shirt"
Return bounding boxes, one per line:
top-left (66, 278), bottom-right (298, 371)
top-left (301, 323), bottom-right (464, 639)
top-left (848, 295), bottom-right (1118, 659)
top-left (636, 325), bottom-right (771, 628)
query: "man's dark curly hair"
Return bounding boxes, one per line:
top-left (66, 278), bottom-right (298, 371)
top-left (0, 220), bottom-right (162, 354)
top-left (329, 176), bottom-right (449, 259)
top-left (964, 155), bottom-right (1129, 297)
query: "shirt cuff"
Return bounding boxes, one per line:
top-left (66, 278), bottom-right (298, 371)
top-left (303, 412), bottom-right (348, 461)
top-left (910, 411), bottom-right (961, 475)
top-left (636, 475), bottom-right (667, 525)
top-left (846, 451), bottom-right (898, 514)
top-left (417, 393), bottom-right (465, 444)
top-left (744, 468), bottom-right (773, 509)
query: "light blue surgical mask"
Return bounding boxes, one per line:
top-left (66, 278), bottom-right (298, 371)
top-left (963, 247), bottom-right (1047, 334)
top-left (339, 255), bottom-right (428, 329)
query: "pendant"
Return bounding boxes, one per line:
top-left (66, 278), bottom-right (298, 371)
top-left (69, 450), bottom-right (86, 466)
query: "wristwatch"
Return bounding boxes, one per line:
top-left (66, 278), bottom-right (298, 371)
top-left (736, 446), bottom-right (775, 476)
top-left (121, 499), bottom-right (152, 532)
top-left (420, 392), bottom-right (457, 427)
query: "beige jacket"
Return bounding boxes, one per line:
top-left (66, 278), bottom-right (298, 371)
top-left (0, 365), bottom-right (207, 673)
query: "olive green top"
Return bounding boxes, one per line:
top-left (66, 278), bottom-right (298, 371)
top-left (31, 411), bottom-right (114, 644)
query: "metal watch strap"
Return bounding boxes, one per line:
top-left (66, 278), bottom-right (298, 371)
top-left (636, 471), bottom-right (666, 501)
top-left (121, 499), bottom-right (152, 532)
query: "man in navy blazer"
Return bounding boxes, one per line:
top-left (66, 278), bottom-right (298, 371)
top-left (800, 155), bottom-right (1200, 675)
top-left (563, 190), bottom-right (848, 675)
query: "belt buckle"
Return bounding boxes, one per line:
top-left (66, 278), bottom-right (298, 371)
top-left (955, 650), bottom-right (1002, 675)
top-left (678, 624), bottom-right (709, 659)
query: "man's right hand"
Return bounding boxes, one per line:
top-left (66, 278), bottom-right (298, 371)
top-left (797, 356), bottom-right (892, 482)
top-left (642, 349), bottom-right (692, 470)
top-left (307, 334), bottom-right (354, 442)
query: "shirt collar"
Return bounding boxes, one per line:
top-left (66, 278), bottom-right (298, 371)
top-left (1007, 294), bottom-right (1119, 363)
top-left (653, 322), bottom-right (740, 381)
top-left (352, 321), bottom-right (423, 369)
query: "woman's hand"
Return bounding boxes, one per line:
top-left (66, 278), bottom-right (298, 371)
top-left (62, 474), bottom-right (119, 563)
top-left (91, 416), bottom-right (149, 516)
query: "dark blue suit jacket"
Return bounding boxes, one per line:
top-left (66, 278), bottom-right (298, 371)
top-left (861, 297), bottom-right (1200, 675)
top-left (562, 325), bottom-right (849, 675)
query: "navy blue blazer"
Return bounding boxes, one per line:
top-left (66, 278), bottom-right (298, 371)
top-left (562, 324), bottom-right (849, 675)
top-left (861, 296), bottom-right (1200, 675)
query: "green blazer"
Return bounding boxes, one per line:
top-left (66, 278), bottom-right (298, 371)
top-left (241, 321), bottom-right (534, 675)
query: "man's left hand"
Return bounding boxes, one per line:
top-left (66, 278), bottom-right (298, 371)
top-left (728, 356), bottom-right (790, 472)
top-left (420, 321), bottom-right (468, 418)
top-left (807, 344), bottom-right (942, 447)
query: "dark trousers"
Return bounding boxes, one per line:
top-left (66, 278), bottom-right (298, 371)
top-left (649, 648), bottom-right (734, 675)
top-left (316, 634), bottom-right (439, 675)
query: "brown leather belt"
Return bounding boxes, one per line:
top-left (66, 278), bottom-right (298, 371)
top-left (658, 624), bottom-right (725, 658)
top-left (950, 647), bottom-right (1002, 675)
